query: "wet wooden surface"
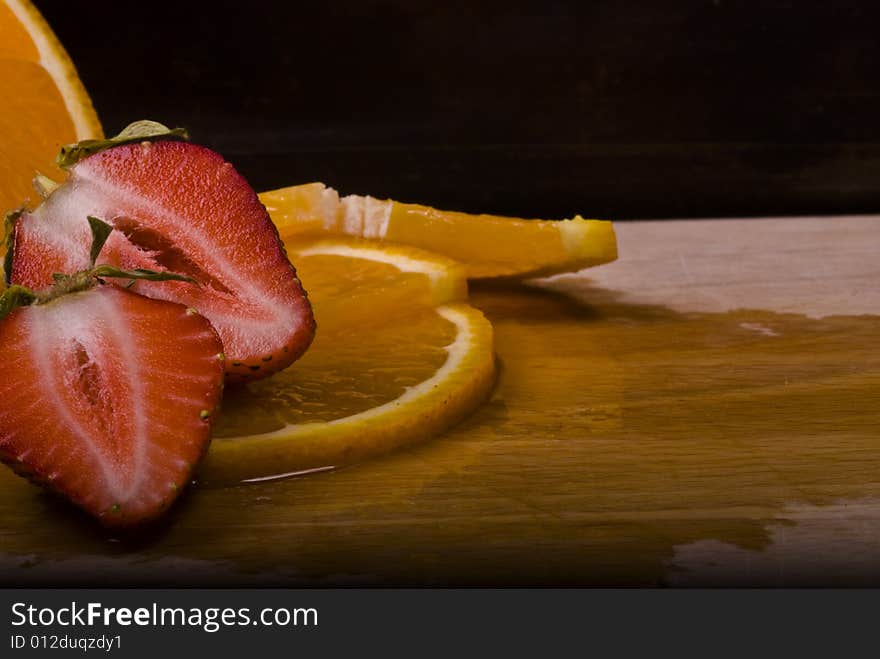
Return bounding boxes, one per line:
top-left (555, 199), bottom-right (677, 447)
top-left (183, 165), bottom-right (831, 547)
top-left (2, 215), bottom-right (880, 586)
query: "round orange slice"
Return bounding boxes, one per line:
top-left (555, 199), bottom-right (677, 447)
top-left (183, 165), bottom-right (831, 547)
top-left (202, 238), bottom-right (495, 484)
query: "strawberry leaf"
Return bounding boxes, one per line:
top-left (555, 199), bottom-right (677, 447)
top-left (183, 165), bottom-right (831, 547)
top-left (87, 216), bottom-right (114, 267)
top-left (57, 120), bottom-right (189, 169)
top-left (0, 284), bottom-right (37, 321)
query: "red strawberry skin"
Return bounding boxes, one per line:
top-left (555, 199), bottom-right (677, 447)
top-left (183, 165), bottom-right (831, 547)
top-left (0, 286), bottom-right (224, 527)
top-left (10, 140), bottom-right (315, 382)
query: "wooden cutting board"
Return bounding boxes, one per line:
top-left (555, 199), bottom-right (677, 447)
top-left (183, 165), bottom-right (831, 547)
top-left (3, 215), bottom-right (880, 586)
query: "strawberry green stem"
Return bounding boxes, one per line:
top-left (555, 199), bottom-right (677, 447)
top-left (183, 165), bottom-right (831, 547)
top-left (0, 216), bottom-right (197, 320)
top-left (3, 208), bottom-right (24, 286)
top-left (32, 173), bottom-right (60, 199)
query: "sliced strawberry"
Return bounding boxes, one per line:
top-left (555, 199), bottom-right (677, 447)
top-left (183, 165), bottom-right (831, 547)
top-left (10, 139), bottom-right (315, 382)
top-left (0, 286), bottom-right (224, 526)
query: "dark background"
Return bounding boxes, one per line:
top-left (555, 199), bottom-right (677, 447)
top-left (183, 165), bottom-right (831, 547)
top-left (39, 0), bottom-right (880, 219)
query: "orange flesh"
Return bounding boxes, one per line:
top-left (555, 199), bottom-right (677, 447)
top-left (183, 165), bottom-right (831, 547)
top-left (0, 1), bottom-right (96, 214)
top-left (215, 309), bottom-right (455, 437)
top-left (385, 203), bottom-right (584, 278)
top-left (291, 251), bottom-right (461, 331)
top-left (0, 59), bottom-right (75, 211)
top-left (214, 245), bottom-right (460, 437)
top-left (261, 184), bottom-right (618, 279)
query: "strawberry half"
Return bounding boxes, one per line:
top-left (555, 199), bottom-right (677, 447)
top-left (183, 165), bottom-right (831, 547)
top-left (8, 122), bottom-right (315, 382)
top-left (0, 281), bottom-right (225, 527)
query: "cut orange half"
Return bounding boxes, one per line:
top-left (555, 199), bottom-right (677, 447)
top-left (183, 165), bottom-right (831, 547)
top-left (260, 182), bottom-right (618, 279)
top-left (0, 0), bottom-right (102, 213)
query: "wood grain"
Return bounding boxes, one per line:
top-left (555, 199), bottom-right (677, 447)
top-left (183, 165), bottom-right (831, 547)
top-left (2, 216), bottom-right (880, 586)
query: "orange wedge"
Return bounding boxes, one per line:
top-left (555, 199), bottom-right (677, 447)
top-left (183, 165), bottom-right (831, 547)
top-left (260, 182), bottom-right (618, 279)
top-left (0, 0), bottom-right (102, 213)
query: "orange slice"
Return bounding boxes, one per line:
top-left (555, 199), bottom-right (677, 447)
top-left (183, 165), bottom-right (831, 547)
top-left (260, 182), bottom-right (618, 279)
top-left (203, 238), bottom-right (495, 484)
top-left (0, 0), bottom-right (102, 213)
